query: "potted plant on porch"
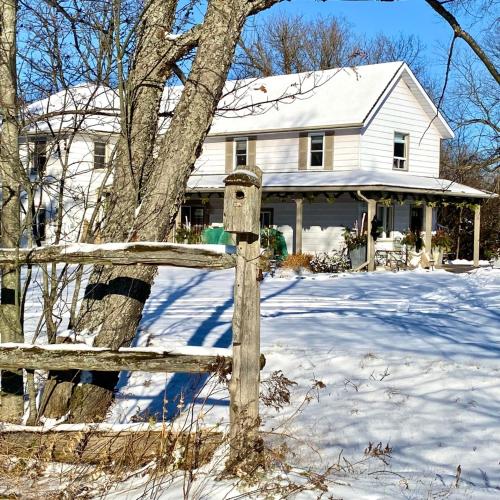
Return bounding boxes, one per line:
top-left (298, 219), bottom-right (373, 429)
top-left (401, 230), bottom-right (424, 267)
top-left (431, 229), bottom-right (453, 267)
top-left (343, 227), bottom-right (367, 269)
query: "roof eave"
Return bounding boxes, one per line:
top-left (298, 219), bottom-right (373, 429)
top-left (188, 184), bottom-right (491, 198)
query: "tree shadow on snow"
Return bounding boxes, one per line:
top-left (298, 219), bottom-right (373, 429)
top-left (141, 275), bottom-right (302, 421)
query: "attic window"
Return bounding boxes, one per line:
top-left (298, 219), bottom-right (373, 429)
top-left (94, 141), bottom-right (107, 169)
top-left (309, 133), bottom-right (324, 168)
top-left (234, 137), bottom-right (248, 168)
top-left (393, 132), bottom-right (408, 170)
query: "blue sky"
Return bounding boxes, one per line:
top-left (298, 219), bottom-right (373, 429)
top-left (256, 0), bottom-right (458, 79)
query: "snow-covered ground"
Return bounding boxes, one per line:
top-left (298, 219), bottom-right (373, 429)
top-left (9, 264), bottom-right (500, 498)
top-left (99, 266), bottom-right (500, 499)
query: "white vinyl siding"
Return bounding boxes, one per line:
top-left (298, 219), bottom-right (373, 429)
top-left (360, 77), bottom-right (441, 176)
top-left (194, 137), bottom-right (228, 174)
top-left (332, 129), bottom-right (361, 170)
top-left (195, 129), bottom-right (363, 174)
top-left (302, 196), bottom-right (361, 253)
top-left (255, 131), bottom-right (300, 172)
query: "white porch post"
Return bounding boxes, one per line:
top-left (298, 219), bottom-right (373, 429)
top-left (473, 204), bottom-right (481, 267)
top-left (367, 199), bottom-right (376, 271)
top-left (294, 197), bottom-right (303, 254)
top-left (424, 203), bottom-right (433, 264)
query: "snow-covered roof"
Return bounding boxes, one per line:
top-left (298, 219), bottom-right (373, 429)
top-left (25, 62), bottom-right (453, 139)
top-left (187, 169), bottom-right (491, 199)
top-left (25, 84), bottom-right (120, 134)
top-left (207, 62), bottom-right (453, 138)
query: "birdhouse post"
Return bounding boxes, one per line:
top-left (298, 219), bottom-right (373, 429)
top-left (223, 166), bottom-right (263, 466)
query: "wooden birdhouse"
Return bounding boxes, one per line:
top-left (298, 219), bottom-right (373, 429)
top-left (223, 166), bottom-right (262, 235)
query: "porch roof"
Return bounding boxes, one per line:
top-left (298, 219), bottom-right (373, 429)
top-left (187, 169), bottom-right (492, 199)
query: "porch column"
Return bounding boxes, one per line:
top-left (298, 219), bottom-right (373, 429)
top-left (367, 199), bottom-right (376, 271)
top-left (473, 204), bottom-right (481, 267)
top-left (424, 203), bottom-right (433, 262)
top-left (294, 197), bottom-right (303, 254)
top-left (170, 208), bottom-right (182, 242)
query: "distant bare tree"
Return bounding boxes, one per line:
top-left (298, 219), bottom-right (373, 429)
top-left (236, 13), bottom-right (426, 78)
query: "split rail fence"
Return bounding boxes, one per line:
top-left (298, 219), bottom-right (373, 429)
top-left (0, 166), bottom-right (264, 464)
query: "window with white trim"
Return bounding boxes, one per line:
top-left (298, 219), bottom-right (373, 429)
top-left (393, 132), bottom-right (408, 170)
top-left (94, 141), bottom-right (107, 169)
top-left (234, 137), bottom-right (248, 168)
top-left (309, 133), bottom-right (324, 168)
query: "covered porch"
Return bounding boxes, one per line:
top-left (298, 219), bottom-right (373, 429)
top-left (183, 169), bottom-right (492, 270)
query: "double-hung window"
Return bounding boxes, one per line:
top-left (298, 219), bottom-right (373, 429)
top-left (309, 133), bottom-right (324, 168)
top-left (94, 141), bottom-right (107, 169)
top-left (234, 137), bottom-right (248, 168)
top-left (393, 132), bottom-right (408, 170)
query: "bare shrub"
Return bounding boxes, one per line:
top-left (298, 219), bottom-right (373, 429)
top-left (260, 370), bottom-right (298, 411)
top-left (280, 253), bottom-right (313, 272)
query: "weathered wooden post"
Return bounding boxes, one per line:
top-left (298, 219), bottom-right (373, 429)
top-left (223, 165), bottom-right (263, 467)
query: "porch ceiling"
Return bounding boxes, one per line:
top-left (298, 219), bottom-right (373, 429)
top-left (187, 169), bottom-right (493, 199)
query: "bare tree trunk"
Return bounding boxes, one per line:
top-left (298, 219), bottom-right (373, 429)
top-left (41, 0), bottom-right (281, 422)
top-left (0, 0), bottom-right (23, 422)
top-left (39, 0), bottom-right (180, 419)
top-left (70, 0), bottom-right (278, 423)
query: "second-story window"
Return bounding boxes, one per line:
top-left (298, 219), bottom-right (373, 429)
top-left (31, 139), bottom-right (47, 175)
top-left (94, 141), bottom-right (107, 169)
top-left (309, 133), bottom-right (324, 168)
top-left (234, 137), bottom-right (248, 168)
top-left (393, 132), bottom-right (408, 170)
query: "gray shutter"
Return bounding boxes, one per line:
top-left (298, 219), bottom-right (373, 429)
top-left (225, 137), bottom-right (234, 174)
top-left (298, 132), bottom-right (308, 170)
top-left (324, 130), bottom-right (334, 170)
top-left (247, 136), bottom-right (257, 167)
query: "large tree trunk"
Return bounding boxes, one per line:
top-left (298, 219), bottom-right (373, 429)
top-left (41, 0), bottom-right (280, 422)
top-left (38, 0), bottom-right (180, 419)
top-left (0, 0), bottom-right (23, 423)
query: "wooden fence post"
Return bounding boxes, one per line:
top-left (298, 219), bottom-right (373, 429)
top-left (223, 166), bottom-right (262, 466)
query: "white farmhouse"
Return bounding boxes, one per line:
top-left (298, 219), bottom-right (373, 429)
top-left (22, 61), bottom-right (491, 267)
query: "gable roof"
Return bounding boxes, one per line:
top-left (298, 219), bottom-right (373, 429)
top-left (204, 61), bottom-right (453, 139)
top-left (25, 61), bottom-right (453, 139)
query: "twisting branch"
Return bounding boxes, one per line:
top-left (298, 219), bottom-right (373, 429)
top-left (425, 0), bottom-right (500, 84)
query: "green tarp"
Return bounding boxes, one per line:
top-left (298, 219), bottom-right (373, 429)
top-left (201, 226), bottom-right (233, 245)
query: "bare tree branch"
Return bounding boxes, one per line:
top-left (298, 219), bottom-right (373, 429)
top-left (425, 0), bottom-right (500, 84)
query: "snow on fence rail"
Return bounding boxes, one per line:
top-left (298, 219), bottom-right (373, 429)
top-left (0, 241), bottom-right (236, 268)
top-left (0, 166), bottom-right (264, 467)
top-left (0, 344), bottom-right (232, 373)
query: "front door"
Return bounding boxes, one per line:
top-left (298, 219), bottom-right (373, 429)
top-left (410, 206), bottom-right (424, 251)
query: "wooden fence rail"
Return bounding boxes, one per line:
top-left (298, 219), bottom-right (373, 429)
top-left (0, 242), bottom-right (236, 268)
top-left (0, 165), bottom-right (264, 469)
top-left (0, 344), bottom-right (231, 373)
